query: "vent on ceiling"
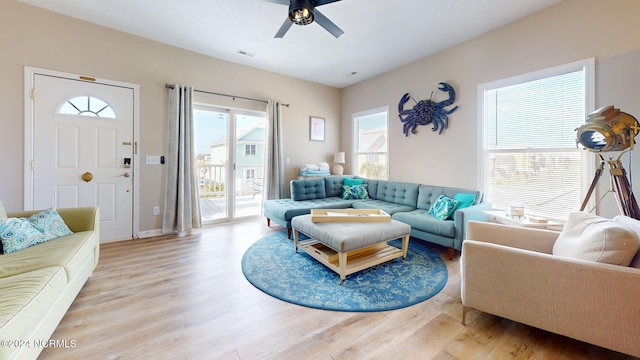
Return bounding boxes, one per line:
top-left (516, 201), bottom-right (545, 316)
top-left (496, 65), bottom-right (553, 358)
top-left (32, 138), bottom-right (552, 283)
top-left (236, 50), bottom-right (255, 58)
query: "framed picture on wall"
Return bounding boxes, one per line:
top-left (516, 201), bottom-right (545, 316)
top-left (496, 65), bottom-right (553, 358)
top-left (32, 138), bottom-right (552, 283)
top-left (309, 116), bottom-right (325, 141)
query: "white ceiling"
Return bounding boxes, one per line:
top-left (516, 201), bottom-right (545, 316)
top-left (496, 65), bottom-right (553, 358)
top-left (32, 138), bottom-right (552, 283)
top-left (19, 0), bottom-right (562, 88)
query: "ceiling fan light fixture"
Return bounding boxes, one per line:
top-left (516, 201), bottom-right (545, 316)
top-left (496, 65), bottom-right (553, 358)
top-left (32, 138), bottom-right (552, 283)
top-left (289, 0), bottom-right (314, 25)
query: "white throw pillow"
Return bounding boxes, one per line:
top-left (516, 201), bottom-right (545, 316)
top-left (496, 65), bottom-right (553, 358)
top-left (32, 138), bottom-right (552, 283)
top-left (552, 212), bottom-right (639, 266)
top-left (612, 215), bottom-right (640, 268)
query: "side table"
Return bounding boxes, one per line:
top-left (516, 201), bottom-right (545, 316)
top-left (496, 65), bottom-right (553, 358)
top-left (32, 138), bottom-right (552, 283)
top-left (483, 210), bottom-right (564, 231)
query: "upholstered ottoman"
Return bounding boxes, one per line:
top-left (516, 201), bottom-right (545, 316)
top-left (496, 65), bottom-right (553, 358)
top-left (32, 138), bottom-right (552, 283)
top-left (291, 214), bottom-right (411, 283)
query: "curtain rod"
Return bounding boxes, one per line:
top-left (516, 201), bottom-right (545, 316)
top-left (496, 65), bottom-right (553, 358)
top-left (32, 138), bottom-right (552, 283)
top-left (165, 84), bottom-right (289, 107)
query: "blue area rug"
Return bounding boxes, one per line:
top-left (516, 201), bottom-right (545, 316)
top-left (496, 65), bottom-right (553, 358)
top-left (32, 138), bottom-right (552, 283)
top-left (241, 231), bottom-right (448, 312)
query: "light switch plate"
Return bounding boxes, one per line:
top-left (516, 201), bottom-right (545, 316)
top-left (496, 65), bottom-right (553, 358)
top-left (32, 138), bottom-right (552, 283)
top-left (146, 155), bottom-right (161, 165)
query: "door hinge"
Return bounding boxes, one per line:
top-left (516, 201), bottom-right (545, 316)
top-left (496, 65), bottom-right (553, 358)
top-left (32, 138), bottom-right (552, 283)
top-left (31, 160), bottom-right (36, 171)
top-left (31, 88), bottom-right (35, 100)
top-left (134, 141), bottom-right (138, 155)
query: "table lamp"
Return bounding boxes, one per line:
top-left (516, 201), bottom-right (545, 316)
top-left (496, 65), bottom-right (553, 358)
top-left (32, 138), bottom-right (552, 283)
top-left (333, 152), bottom-right (345, 175)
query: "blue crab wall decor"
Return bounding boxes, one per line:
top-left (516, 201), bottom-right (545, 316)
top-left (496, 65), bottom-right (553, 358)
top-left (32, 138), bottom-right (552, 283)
top-left (398, 82), bottom-right (459, 136)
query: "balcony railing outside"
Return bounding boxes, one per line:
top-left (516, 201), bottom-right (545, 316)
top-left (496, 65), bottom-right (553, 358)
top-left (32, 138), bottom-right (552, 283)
top-left (196, 163), bottom-right (264, 221)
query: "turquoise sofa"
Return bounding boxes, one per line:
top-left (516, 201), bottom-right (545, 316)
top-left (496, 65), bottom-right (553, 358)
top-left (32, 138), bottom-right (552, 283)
top-left (263, 176), bottom-right (491, 259)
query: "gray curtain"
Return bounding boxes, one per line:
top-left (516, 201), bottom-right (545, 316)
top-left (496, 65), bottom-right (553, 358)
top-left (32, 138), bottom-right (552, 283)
top-left (266, 100), bottom-right (285, 199)
top-left (162, 84), bottom-right (202, 234)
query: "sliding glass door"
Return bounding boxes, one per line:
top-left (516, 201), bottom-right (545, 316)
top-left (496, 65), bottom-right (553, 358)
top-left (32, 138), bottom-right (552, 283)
top-left (194, 105), bottom-right (266, 224)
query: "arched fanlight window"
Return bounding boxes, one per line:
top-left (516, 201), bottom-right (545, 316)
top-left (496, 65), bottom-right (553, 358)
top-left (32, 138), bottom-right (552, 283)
top-left (57, 96), bottom-right (116, 118)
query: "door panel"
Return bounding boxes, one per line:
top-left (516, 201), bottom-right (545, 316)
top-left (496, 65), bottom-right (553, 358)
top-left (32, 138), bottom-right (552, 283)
top-left (32, 74), bottom-right (135, 241)
top-left (55, 186), bottom-right (79, 208)
top-left (194, 106), bottom-right (265, 223)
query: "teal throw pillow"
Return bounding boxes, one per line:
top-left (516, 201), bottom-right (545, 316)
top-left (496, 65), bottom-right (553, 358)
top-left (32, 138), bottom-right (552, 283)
top-left (0, 218), bottom-right (48, 254)
top-left (343, 178), bottom-right (364, 186)
top-left (448, 193), bottom-right (477, 220)
top-left (428, 195), bottom-right (460, 221)
top-left (342, 184), bottom-right (370, 200)
top-left (27, 208), bottom-right (73, 240)
top-left (454, 193), bottom-right (476, 209)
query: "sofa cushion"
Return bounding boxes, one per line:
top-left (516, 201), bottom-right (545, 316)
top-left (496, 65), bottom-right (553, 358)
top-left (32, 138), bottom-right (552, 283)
top-left (291, 178), bottom-right (326, 201)
top-left (351, 199), bottom-right (416, 215)
top-left (263, 197), bottom-right (357, 221)
top-left (0, 266), bottom-right (67, 360)
top-left (0, 230), bottom-right (97, 280)
top-left (373, 181), bottom-right (419, 207)
top-left (392, 209), bottom-right (456, 238)
top-left (324, 176), bottom-right (350, 197)
top-left (428, 195), bottom-right (460, 221)
top-left (552, 212), bottom-right (639, 266)
top-left (612, 215), bottom-right (640, 268)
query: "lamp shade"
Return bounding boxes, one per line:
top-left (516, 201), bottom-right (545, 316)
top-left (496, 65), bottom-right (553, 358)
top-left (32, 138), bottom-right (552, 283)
top-left (333, 152), bottom-right (345, 164)
top-left (576, 106), bottom-right (640, 152)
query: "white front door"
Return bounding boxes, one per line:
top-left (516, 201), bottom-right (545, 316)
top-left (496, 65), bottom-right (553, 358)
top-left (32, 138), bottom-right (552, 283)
top-left (26, 70), bottom-right (137, 241)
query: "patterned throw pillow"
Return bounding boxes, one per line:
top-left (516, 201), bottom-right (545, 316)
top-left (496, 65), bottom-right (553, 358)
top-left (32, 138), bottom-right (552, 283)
top-left (342, 184), bottom-right (370, 200)
top-left (0, 208), bottom-right (73, 254)
top-left (428, 195), bottom-right (460, 221)
top-left (0, 218), bottom-right (48, 254)
top-left (27, 208), bottom-right (73, 240)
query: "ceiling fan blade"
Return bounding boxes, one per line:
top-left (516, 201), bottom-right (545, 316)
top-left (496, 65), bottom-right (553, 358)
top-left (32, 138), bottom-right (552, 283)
top-left (314, 0), bottom-right (341, 6)
top-left (261, 0), bottom-right (290, 5)
top-left (314, 9), bottom-right (344, 38)
top-left (274, 18), bottom-right (294, 38)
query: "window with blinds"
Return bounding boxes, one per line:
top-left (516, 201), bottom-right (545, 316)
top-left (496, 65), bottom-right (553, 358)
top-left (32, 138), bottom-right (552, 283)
top-left (480, 59), bottom-right (594, 220)
top-left (354, 107), bottom-right (389, 180)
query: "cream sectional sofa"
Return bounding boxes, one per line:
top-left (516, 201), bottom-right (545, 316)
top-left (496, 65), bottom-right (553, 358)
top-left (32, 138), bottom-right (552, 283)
top-left (461, 213), bottom-right (640, 358)
top-left (0, 199), bottom-right (99, 360)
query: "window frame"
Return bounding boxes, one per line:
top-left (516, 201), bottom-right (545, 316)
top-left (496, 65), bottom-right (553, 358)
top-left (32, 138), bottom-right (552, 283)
top-left (244, 144), bottom-right (257, 156)
top-left (477, 58), bottom-right (595, 220)
top-left (352, 106), bottom-right (389, 180)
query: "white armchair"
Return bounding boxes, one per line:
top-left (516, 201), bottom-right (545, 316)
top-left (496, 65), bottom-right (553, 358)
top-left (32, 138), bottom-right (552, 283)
top-left (461, 219), bottom-right (640, 358)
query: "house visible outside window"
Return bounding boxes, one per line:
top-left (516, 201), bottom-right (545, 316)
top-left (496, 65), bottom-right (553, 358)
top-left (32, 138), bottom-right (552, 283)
top-left (479, 58), bottom-right (594, 220)
top-left (354, 107), bottom-right (388, 180)
top-left (244, 144), bottom-right (257, 156)
top-left (246, 168), bottom-right (256, 180)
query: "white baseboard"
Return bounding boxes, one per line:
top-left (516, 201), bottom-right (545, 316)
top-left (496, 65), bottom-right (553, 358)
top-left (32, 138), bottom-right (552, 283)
top-left (137, 229), bottom-right (164, 238)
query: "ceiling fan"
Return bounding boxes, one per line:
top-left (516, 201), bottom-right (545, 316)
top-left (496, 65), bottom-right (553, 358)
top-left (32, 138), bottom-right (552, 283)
top-left (262, 0), bottom-right (344, 38)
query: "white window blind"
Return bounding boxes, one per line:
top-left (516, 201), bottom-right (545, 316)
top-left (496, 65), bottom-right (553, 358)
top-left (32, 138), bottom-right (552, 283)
top-left (481, 61), bottom-right (593, 220)
top-left (354, 107), bottom-right (389, 180)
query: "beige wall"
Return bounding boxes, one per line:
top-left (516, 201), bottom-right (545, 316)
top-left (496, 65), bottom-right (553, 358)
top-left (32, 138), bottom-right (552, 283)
top-left (4, 0), bottom-right (640, 231)
top-left (341, 0), bottom-right (640, 218)
top-left (0, 1), bottom-right (341, 233)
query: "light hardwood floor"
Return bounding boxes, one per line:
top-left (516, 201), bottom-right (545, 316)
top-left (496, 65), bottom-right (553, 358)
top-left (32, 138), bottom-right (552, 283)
top-left (40, 219), bottom-right (637, 360)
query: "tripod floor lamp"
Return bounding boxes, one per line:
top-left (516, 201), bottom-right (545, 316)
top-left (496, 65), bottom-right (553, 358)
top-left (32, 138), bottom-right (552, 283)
top-left (576, 105), bottom-right (640, 219)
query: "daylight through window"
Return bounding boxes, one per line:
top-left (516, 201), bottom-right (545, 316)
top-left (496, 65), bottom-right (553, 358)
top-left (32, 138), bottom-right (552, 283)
top-left (354, 107), bottom-right (388, 180)
top-left (480, 59), bottom-right (594, 220)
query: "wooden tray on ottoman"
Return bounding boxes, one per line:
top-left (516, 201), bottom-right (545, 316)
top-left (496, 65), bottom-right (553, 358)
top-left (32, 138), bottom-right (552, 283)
top-left (311, 209), bottom-right (391, 223)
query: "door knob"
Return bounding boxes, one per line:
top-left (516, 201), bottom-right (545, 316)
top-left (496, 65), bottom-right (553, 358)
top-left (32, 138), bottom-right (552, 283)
top-left (81, 172), bottom-right (93, 182)
top-left (118, 172), bottom-right (131, 178)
